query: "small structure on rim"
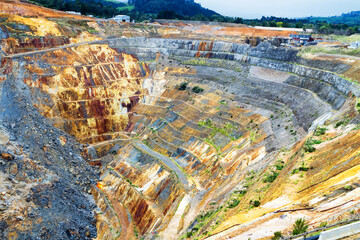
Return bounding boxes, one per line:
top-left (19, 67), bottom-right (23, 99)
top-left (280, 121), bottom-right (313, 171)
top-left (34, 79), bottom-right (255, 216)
top-left (110, 15), bottom-right (131, 23)
top-left (349, 41), bottom-right (360, 49)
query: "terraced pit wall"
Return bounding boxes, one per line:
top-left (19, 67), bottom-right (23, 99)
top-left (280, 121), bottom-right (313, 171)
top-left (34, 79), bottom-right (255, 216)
top-left (2, 36), bottom-right (360, 239)
top-left (109, 37), bottom-right (359, 130)
top-left (110, 38), bottom-right (360, 101)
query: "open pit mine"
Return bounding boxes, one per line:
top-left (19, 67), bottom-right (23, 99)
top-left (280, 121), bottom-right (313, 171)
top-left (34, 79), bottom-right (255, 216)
top-left (1, 1), bottom-right (360, 240)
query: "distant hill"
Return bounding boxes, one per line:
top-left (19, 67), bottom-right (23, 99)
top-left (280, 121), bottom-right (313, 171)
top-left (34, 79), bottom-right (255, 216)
top-left (27, 0), bottom-right (219, 19)
top-left (306, 11), bottom-right (360, 26)
top-left (128, 0), bottom-right (218, 17)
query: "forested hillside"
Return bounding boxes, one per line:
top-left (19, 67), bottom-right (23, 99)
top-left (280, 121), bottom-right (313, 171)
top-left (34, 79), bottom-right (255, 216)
top-left (28, 0), bottom-right (219, 20)
top-left (307, 11), bottom-right (360, 26)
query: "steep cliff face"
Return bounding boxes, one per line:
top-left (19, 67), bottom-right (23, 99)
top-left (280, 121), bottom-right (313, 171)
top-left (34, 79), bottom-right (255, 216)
top-left (0, 61), bottom-right (99, 239)
top-left (20, 44), bottom-right (149, 143)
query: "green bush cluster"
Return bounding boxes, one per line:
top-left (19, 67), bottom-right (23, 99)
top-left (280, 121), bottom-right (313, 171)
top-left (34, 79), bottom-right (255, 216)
top-left (292, 218), bottom-right (308, 235)
top-left (250, 200), bottom-right (261, 207)
top-left (192, 86), bottom-right (204, 93)
top-left (272, 231), bottom-right (282, 240)
top-left (178, 82), bottom-right (188, 91)
top-left (227, 199), bottom-right (240, 208)
top-left (263, 171), bottom-right (279, 183)
top-left (315, 127), bottom-right (327, 136)
top-left (292, 162), bottom-right (311, 174)
top-left (304, 138), bottom-right (322, 153)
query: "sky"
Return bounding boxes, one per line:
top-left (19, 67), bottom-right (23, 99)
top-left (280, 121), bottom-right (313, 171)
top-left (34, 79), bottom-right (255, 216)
top-left (195, 0), bottom-right (359, 19)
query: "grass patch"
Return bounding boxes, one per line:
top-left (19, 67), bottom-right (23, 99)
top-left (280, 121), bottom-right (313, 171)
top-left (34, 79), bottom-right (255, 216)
top-left (301, 45), bottom-right (360, 57)
top-left (198, 118), bottom-right (240, 140)
top-left (331, 34), bottom-right (360, 43)
top-left (117, 4), bottom-right (135, 11)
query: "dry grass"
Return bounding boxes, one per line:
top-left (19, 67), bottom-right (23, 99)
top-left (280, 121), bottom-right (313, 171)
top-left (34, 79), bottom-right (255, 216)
top-left (331, 34), bottom-right (360, 43)
top-left (300, 45), bottom-right (360, 57)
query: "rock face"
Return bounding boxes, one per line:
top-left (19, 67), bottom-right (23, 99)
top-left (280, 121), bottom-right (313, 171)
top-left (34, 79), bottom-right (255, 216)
top-left (21, 44), bottom-right (149, 143)
top-left (0, 61), bottom-right (98, 239)
top-left (1, 3), bottom-right (360, 239)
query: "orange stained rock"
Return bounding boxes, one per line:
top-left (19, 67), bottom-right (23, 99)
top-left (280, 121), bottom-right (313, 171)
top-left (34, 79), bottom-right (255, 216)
top-left (214, 207), bottom-right (271, 234)
top-left (23, 45), bottom-right (150, 143)
top-left (192, 25), bottom-right (297, 37)
top-left (59, 136), bottom-right (66, 145)
top-left (298, 130), bottom-right (360, 198)
top-left (99, 172), bottom-right (182, 235)
top-left (302, 52), bottom-right (360, 84)
top-left (157, 27), bottom-right (182, 36)
top-left (224, 146), bottom-right (266, 175)
top-left (3, 14), bottom-right (62, 36)
top-left (213, 130), bottom-right (360, 237)
top-left (96, 182), bottom-right (104, 190)
top-left (163, 66), bottom-right (197, 75)
top-left (1, 153), bottom-right (14, 160)
top-left (1, 57), bottom-right (13, 74)
top-left (0, 0), bottom-right (92, 19)
top-left (25, 64), bottom-right (46, 75)
top-left (69, 32), bottom-right (102, 44)
top-left (87, 21), bottom-right (102, 33)
top-left (92, 186), bottom-right (124, 240)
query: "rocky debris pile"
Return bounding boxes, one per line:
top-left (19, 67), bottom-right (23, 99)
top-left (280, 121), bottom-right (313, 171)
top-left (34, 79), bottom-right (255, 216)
top-left (0, 61), bottom-right (100, 238)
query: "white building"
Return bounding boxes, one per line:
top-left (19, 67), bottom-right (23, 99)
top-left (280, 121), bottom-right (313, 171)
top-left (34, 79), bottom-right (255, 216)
top-left (349, 41), bottom-right (360, 49)
top-left (110, 15), bottom-right (130, 23)
top-left (66, 11), bottom-right (81, 15)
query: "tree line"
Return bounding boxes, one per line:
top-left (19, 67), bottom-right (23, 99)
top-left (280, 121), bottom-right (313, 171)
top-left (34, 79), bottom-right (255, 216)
top-left (28, 0), bottom-right (360, 35)
top-left (30, 0), bottom-right (128, 18)
top-left (157, 12), bottom-right (360, 35)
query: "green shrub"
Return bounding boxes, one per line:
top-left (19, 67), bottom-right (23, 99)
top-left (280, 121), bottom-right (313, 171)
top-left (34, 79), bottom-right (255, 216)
top-left (315, 127), bottom-right (327, 136)
top-left (275, 163), bottom-right (284, 170)
top-left (227, 199), bottom-right (240, 208)
top-left (252, 200), bottom-right (261, 207)
top-left (219, 100), bottom-right (227, 105)
top-left (320, 221), bottom-right (328, 228)
top-left (335, 121), bottom-right (344, 128)
top-left (263, 171), bottom-right (279, 183)
top-left (304, 145), bottom-right (316, 152)
top-left (303, 138), bottom-right (321, 153)
top-left (309, 139), bottom-right (322, 145)
top-left (234, 190), bottom-right (247, 196)
top-left (272, 231), bottom-right (282, 240)
top-left (299, 166), bottom-right (309, 171)
top-left (344, 185), bottom-right (353, 191)
top-left (192, 86), bottom-right (204, 93)
top-left (292, 164), bottom-right (309, 174)
top-left (292, 218), bottom-right (308, 235)
top-left (197, 211), bottom-right (214, 222)
top-left (178, 82), bottom-right (188, 91)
